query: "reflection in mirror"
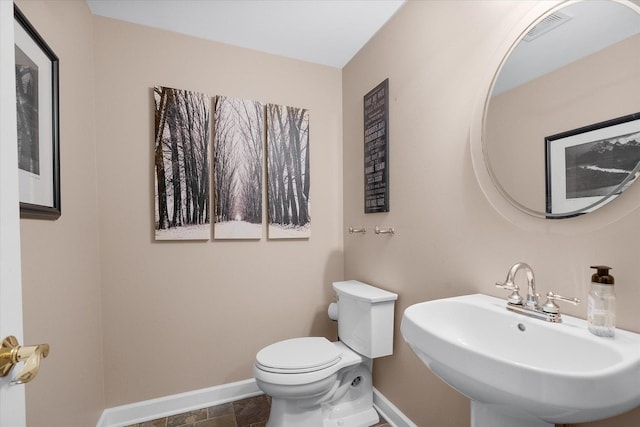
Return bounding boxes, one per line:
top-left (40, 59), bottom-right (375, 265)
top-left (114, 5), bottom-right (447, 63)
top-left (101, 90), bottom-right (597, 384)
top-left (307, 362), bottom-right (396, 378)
top-left (484, 0), bottom-right (640, 218)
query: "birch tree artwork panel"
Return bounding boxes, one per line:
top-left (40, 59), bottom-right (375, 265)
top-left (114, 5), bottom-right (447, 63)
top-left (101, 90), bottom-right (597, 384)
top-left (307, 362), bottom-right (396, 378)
top-left (213, 96), bottom-right (264, 239)
top-left (153, 86), bottom-right (211, 240)
top-left (266, 104), bottom-right (311, 239)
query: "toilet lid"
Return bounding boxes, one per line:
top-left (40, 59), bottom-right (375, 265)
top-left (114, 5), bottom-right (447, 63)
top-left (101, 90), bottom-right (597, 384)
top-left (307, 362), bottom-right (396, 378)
top-left (256, 337), bottom-right (342, 373)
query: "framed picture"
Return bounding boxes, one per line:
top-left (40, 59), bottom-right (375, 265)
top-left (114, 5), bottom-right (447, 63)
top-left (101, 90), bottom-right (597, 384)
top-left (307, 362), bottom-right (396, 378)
top-left (153, 86), bottom-right (211, 240)
top-left (213, 96), bottom-right (264, 240)
top-left (545, 112), bottom-right (640, 217)
top-left (266, 104), bottom-right (311, 239)
top-left (14, 6), bottom-right (60, 219)
top-left (364, 78), bottom-right (389, 213)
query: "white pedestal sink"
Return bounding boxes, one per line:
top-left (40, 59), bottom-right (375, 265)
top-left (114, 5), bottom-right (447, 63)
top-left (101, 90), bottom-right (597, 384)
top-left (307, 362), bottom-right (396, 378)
top-left (401, 294), bottom-right (640, 427)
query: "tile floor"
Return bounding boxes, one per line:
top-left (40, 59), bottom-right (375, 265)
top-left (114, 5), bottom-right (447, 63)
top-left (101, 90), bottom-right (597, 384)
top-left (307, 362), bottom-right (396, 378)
top-left (125, 394), bottom-right (391, 427)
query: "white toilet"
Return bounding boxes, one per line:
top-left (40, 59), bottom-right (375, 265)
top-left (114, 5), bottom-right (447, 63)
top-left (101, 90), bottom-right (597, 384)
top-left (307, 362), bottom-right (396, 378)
top-left (253, 280), bottom-right (398, 427)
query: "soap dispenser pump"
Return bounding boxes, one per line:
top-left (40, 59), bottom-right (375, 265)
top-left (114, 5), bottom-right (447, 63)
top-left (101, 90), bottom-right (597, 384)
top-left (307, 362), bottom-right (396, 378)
top-left (587, 266), bottom-right (616, 337)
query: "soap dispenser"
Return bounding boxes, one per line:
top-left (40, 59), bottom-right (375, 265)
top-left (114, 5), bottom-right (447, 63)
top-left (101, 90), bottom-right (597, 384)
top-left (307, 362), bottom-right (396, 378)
top-left (587, 266), bottom-right (616, 337)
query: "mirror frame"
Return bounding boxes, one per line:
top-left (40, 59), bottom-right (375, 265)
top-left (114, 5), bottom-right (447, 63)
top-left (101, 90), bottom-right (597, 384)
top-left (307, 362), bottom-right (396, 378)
top-left (470, 0), bottom-right (640, 233)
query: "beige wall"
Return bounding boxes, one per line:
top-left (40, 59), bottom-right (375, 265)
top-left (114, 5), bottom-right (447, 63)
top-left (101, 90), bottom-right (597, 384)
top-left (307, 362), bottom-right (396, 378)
top-left (92, 17), bottom-right (344, 407)
top-left (343, 1), bottom-right (640, 427)
top-left (16, 0), bottom-right (105, 426)
top-left (487, 34), bottom-right (640, 211)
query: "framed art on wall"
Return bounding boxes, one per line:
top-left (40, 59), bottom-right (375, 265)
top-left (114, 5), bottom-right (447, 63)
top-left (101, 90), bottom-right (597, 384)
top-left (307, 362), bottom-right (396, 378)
top-left (266, 104), bottom-right (310, 239)
top-left (153, 86), bottom-right (211, 240)
top-left (14, 5), bottom-right (60, 219)
top-left (364, 78), bottom-right (389, 213)
top-left (213, 96), bottom-right (264, 240)
top-left (545, 112), bottom-right (640, 217)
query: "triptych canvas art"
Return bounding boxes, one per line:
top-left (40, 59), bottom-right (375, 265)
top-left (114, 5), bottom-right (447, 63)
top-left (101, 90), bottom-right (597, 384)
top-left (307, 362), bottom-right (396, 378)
top-left (153, 85), bottom-right (310, 241)
top-left (213, 96), bottom-right (264, 239)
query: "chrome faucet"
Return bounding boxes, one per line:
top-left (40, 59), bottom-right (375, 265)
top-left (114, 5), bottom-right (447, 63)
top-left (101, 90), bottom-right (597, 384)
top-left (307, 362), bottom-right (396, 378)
top-left (496, 262), bottom-right (538, 309)
top-left (496, 262), bottom-right (580, 323)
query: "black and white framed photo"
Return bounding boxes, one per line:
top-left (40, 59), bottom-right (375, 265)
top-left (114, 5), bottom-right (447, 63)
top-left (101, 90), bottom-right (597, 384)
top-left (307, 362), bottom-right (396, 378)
top-left (213, 96), bottom-right (264, 240)
top-left (546, 112), bottom-right (640, 217)
top-left (266, 104), bottom-right (311, 239)
top-left (14, 5), bottom-right (60, 219)
top-left (153, 86), bottom-right (211, 241)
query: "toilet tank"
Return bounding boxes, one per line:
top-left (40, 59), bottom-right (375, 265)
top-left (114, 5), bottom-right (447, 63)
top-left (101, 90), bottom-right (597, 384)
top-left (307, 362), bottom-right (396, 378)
top-left (332, 280), bottom-right (398, 358)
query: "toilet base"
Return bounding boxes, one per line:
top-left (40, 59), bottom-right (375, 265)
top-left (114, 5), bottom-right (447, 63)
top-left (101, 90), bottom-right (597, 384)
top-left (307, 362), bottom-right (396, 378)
top-left (265, 364), bottom-right (379, 427)
top-left (266, 399), bottom-right (379, 427)
top-left (322, 407), bottom-right (378, 427)
top-left (266, 398), bottom-right (324, 427)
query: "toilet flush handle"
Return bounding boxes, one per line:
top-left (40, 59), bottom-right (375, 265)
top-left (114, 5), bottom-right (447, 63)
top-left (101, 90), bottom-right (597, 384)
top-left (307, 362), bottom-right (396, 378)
top-left (328, 302), bottom-right (339, 321)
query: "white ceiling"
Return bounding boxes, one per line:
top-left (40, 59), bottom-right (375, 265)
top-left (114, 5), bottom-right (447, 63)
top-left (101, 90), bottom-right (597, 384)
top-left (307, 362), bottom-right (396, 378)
top-left (86, 0), bottom-right (406, 68)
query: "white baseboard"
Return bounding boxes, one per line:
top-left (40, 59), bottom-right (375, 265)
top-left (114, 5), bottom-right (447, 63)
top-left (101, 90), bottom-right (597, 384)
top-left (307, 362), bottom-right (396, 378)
top-left (96, 379), bottom-right (261, 427)
top-left (96, 380), bottom-right (415, 427)
top-left (373, 387), bottom-right (417, 427)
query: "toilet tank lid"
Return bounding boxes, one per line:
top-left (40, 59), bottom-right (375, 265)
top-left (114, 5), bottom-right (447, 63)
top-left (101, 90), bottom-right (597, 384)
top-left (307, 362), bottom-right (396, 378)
top-left (332, 280), bottom-right (398, 303)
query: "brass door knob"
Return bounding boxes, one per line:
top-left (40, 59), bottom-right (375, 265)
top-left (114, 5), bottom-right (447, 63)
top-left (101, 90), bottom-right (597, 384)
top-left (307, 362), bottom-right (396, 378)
top-left (0, 335), bottom-right (50, 384)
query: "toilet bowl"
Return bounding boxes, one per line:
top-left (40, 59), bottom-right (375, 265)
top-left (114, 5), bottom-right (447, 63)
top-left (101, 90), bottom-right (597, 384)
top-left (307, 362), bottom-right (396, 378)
top-left (253, 337), bottom-right (378, 427)
top-left (253, 281), bottom-right (398, 427)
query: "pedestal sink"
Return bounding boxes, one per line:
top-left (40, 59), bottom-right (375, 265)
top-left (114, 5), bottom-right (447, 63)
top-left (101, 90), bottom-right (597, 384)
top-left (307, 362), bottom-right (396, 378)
top-left (401, 294), bottom-right (640, 427)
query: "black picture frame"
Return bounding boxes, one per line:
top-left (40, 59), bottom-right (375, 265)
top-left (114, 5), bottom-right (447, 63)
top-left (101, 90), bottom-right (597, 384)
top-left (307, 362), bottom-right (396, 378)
top-left (545, 112), bottom-right (640, 218)
top-left (14, 5), bottom-right (60, 220)
top-left (363, 78), bottom-right (389, 213)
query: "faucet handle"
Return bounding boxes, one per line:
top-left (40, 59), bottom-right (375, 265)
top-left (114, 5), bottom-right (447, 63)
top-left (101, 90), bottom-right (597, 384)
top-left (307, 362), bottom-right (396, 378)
top-left (541, 291), bottom-right (581, 314)
top-left (495, 280), bottom-right (517, 291)
top-left (495, 281), bottom-right (523, 305)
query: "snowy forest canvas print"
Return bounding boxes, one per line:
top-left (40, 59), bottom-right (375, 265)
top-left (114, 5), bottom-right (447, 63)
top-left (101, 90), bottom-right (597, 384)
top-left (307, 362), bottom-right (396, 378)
top-left (266, 104), bottom-right (311, 239)
top-left (154, 86), bottom-right (211, 240)
top-left (213, 97), bottom-right (264, 239)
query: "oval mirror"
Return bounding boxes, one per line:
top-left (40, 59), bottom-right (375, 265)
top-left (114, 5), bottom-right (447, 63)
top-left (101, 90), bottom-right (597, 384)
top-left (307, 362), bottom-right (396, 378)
top-left (483, 0), bottom-right (640, 219)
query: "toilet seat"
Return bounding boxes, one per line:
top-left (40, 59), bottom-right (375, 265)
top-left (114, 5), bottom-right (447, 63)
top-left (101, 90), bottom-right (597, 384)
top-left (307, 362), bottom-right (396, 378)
top-left (254, 340), bottom-right (362, 387)
top-left (256, 337), bottom-right (342, 374)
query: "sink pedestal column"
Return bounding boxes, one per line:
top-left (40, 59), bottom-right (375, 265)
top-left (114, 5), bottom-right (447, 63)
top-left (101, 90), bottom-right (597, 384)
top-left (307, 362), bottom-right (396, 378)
top-left (471, 401), bottom-right (553, 427)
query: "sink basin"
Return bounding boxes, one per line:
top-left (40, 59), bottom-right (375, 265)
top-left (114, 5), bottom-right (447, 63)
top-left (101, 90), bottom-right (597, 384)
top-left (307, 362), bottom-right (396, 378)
top-left (401, 294), bottom-right (640, 426)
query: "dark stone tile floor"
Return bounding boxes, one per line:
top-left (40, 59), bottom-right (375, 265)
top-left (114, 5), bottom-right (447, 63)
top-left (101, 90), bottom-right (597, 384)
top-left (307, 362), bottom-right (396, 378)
top-left (125, 394), bottom-right (391, 427)
top-left (125, 395), bottom-right (271, 427)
